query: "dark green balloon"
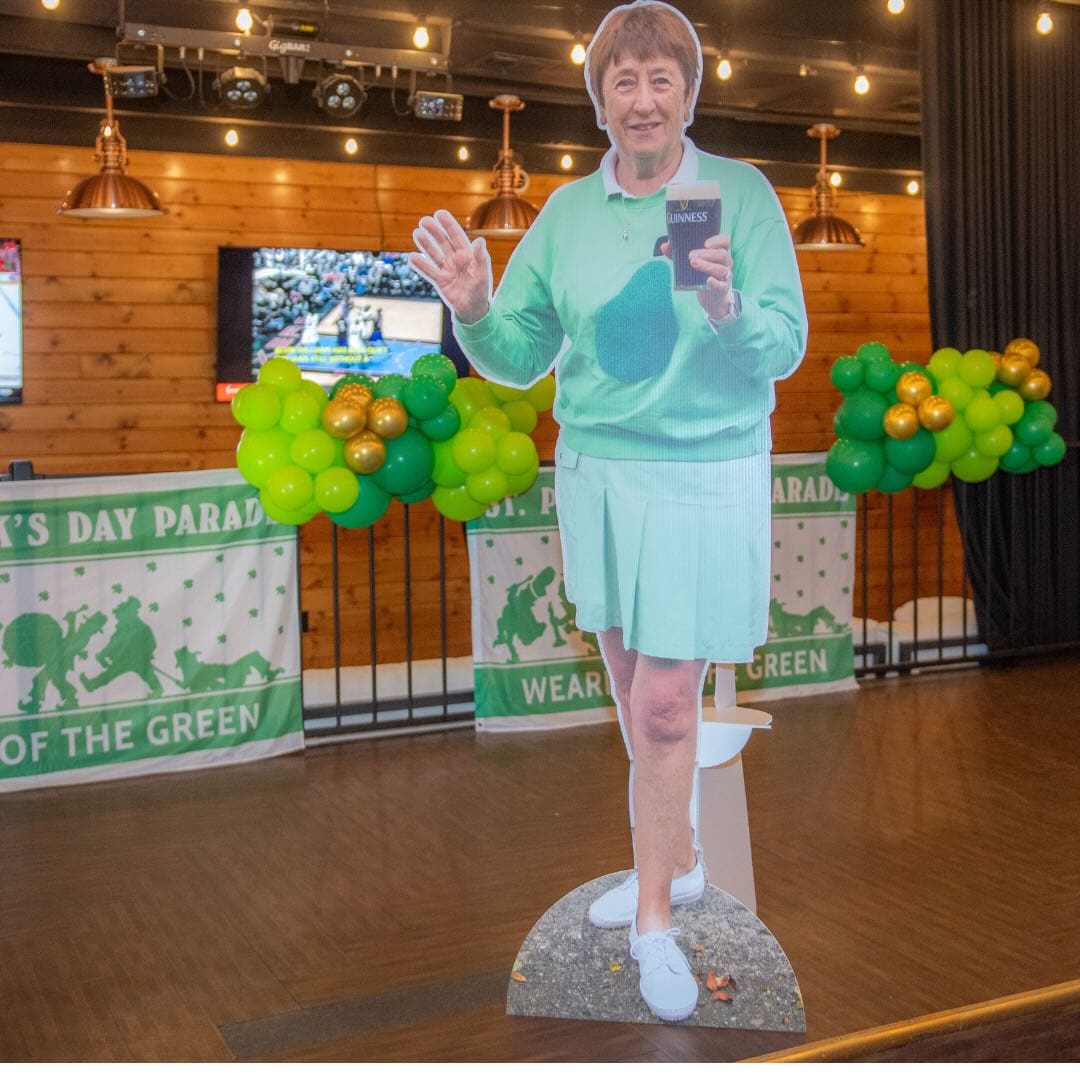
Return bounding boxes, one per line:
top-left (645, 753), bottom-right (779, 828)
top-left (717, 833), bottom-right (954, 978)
top-left (1000, 441), bottom-right (1035, 473)
top-left (826, 438), bottom-right (886, 494)
top-left (1034, 432), bottom-right (1066, 467)
top-left (856, 341), bottom-right (892, 364)
top-left (1014, 406), bottom-right (1055, 447)
top-left (397, 478), bottom-right (438, 504)
top-left (1025, 400), bottom-right (1058, 427)
top-left (877, 463), bottom-right (914, 493)
top-left (830, 356), bottom-right (864, 393)
top-left (328, 474), bottom-right (391, 528)
top-left (864, 356), bottom-right (898, 393)
top-left (884, 427), bottom-right (936, 474)
top-left (836, 388), bottom-right (889, 441)
top-left (412, 353), bottom-right (458, 395)
top-left (402, 374), bottom-right (449, 420)
top-left (371, 426), bottom-right (435, 495)
top-left (373, 373), bottom-right (410, 401)
top-left (419, 402), bottom-right (462, 442)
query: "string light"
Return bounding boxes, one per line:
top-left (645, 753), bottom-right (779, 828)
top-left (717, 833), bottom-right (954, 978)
top-left (716, 53), bottom-right (733, 81)
top-left (1036, 10), bottom-right (1054, 35)
top-left (413, 23), bottom-right (430, 49)
top-left (560, 154), bottom-right (574, 170)
top-left (829, 171), bottom-right (843, 187)
top-left (235, 7), bottom-right (254, 33)
top-left (224, 128), bottom-right (239, 148)
top-left (906, 179), bottom-right (920, 196)
top-left (344, 137), bottom-right (359, 155)
top-left (457, 146), bottom-right (470, 162)
top-left (41, 0), bottom-right (61, 10)
top-left (570, 41), bottom-right (587, 65)
top-left (854, 70), bottom-right (870, 95)
top-left (887, 0), bottom-right (905, 14)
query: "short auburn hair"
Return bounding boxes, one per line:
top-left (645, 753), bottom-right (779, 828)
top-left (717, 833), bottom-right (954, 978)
top-left (586, 1), bottom-right (701, 109)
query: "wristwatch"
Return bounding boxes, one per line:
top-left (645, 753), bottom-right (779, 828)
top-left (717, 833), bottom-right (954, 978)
top-left (706, 288), bottom-right (742, 330)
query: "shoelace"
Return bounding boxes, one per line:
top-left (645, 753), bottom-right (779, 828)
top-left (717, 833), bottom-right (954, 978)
top-left (630, 927), bottom-right (687, 976)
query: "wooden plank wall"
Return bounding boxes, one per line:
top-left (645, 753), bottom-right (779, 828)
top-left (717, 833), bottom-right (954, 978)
top-left (0, 141), bottom-right (967, 668)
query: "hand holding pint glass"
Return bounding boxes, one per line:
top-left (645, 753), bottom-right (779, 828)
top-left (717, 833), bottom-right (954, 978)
top-left (661, 180), bottom-right (734, 319)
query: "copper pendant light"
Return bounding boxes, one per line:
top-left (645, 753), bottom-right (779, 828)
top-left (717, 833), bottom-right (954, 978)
top-left (466, 94), bottom-right (539, 238)
top-left (792, 123), bottom-right (863, 250)
top-left (58, 61), bottom-right (165, 219)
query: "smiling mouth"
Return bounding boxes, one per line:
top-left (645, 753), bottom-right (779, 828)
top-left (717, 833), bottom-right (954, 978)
top-left (628, 122), bottom-right (661, 133)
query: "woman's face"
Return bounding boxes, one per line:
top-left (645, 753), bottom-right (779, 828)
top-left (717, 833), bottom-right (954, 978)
top-left (599, 54), bottom-right (691, 173)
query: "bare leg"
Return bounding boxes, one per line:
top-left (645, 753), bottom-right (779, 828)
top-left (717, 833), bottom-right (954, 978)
top-left (630, 653), bottom-right (708, 934)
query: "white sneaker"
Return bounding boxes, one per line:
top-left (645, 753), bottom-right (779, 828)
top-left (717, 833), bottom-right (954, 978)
top-left (588, 853), bottom-right (706, 929)
top-left (629, 920), bottom-right (699, 1023)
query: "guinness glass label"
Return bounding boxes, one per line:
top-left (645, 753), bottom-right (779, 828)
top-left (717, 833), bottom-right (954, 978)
top-left (666, 181), bottom-right (721, 290)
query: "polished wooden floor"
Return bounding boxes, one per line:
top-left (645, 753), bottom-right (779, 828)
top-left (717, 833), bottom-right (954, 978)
top-left (2, 654), bottom-right (1079, 1062)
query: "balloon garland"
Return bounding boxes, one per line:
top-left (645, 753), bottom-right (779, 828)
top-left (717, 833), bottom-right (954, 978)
top-left (827, 339), bottom-right (1065, 495)
top-left (231, 355), bottom-right (554, 527)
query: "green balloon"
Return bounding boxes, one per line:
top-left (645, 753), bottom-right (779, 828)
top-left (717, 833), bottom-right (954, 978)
top-left (939, 375), bottom-right (975, 410)
top-left (466, 465), bottom-right (509, 504)
top-left (314, 466), bottom-right (360, 513)
top-left (864, 356), bottom-right (898, 394)
top-left (469, 406), bottom-right (512, 441)
top-left (489, 381), bottom-right (526, 403)
top-left (402, 374), bottom-right (449, 421)
top-left (877, 463), bottom-right (913, 493)
top-left (524, 374), bottom-right (556, 412)
top-left (826, 438), bottom-right (886, 494)
top-left (830, 355), bottom-right (864, 393)
top-left (231, 384), bottom-right (282, 430)
top-left (290, 428), bottom-right (336, 474)
top-left (397, 478), bottom-right (437, 504)
top-left (267, 464), bottom-right (314, 510)
top-left (1014, 405), bottom-right (1055, 447)
top-left (413, 353), bottom-right (458, 395)
top-left (506, 464), bottom-right (540, 496)
top-left (260, 489), bottom-right (317, 526)
top-left (1034, 432), bottom-right (1067, 467)
top-left (236, 428), bottom-right (292, 488)
top-left (298, 379), bottom-right (329, 408)
top-left (332, 373), bottom-right (376, 397)
top-left (373, 374), bottom-right (410, 401)
top-left (1000, 441), bottom-right (1035, 473)
top-left (856, 341), bottom-right (892, 364)
top-left (495, 432), bottom-right (540, 475)
top-left (502, 399), bottom-right (539, 434)
top-left (950, 447), bottom-right (998, 483)
top-left (885, 427), bottom-right (936, 474)
top-left (258, 356), bottom-right (303, 395)
top-left (1026, 400), bottom-right (1058, 427)
top-left (959, 348), bottom-right (996, 388)
top-left (280, 390), bottom-right (322, 434)
top-left (836, 388), bottom-right (889, 441)
top-left (432, 483), bottom-right (487, 522)
top-left (974, 424), bottom-right (1013, 459)
top-left (452, 428), bottom-right (497, 474)
top-left (328, 474), bottom-right (391, 528)
top-left (431, 438), bottom-right (467, 487)
top-left (933, 419), bottom-right (974, 463)
top-left (419, 403), bottom-right (462, 442)
top-left (964, 392), bottom-right (1001, 433)
top-left (928, 347), bottom-right (962, 382)
top-left (913, 460), bottom-right (951, 489)
top-left (372, 427), bottom-right (435, 495)
top-left (454, 376), bottom-right (497, 409)
top-left (993, 389), bottom-right (1025, 426)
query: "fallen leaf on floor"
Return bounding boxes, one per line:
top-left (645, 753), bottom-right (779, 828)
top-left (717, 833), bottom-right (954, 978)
top-left (705, 971), bottom-right (719, 992)
top-left (717, 974), bottom-right (731, 988)
top-left (712, 991), bottom-right (732, 1003)
top-left (608, 962), bottom-right (623, 972)
top-left (512, 959), bottom-right (524, 972)
top-left (510, 971), bottom-right (527, 983)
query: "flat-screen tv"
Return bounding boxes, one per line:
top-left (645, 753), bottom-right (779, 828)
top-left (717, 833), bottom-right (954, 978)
top-left (216, 246), bottom-right (467, 401)
top-left (0, 239), bottom-right (22, 405)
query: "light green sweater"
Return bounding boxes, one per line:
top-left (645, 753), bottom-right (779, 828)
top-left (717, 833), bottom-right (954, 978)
top-left (453, 146), bottom-right (807, 461)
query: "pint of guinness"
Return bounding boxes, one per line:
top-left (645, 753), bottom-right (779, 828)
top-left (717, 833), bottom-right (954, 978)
top-left (665, 181), bottom-right (721, 291)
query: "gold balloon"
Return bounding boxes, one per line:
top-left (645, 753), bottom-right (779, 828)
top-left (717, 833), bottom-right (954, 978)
top-left (1005, 337), bottom-right (1040, 367)
top-left (321, 398), bottom-right (367, 439)
top-left (343, 431), bottom-right (386, 474)
top-left (998, 351), bottom-right (1033, 387)
top-left (1019, 367), bottom-right (1052, 401)
top-left (367, 397), bottom-right (409, 439)
top-left (335, 384), bottom-right (374, 410)
top-left (884, 403), bottom-right (921, 440)
top-left (917, 394), bottom-right (955, 432)
top-left (895, 371), bottom-right (933, 407)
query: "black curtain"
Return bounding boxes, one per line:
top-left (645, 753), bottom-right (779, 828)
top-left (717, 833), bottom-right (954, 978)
top-left (919, 0), bottom-right (1080, 650)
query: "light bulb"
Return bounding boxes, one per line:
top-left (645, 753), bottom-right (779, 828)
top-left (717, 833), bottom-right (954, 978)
top-left (457, 146), bottom-right (470, 162)
top-left (887, 0), bottom-right (905, 14)
top-left (854, 72), bottom-right (870, 95)
top-left (1036, 10), bottom-right (1053, 35)
top-left (560, 154), bottom-right (574, 170)
top-left (224, 129), bottom-right (239, 148)
top-left (906, 179), bottom-right (920, 196)
top-left (236, 7), bottom-right (254, 33)
top-left (413, 24), bottom-right (430, 49)
top-left (570, 41), bottom-right (587, 65)
top-left (829, 171), bottom-right (842, 187)
top-left (344, 137), bottom-right (359, 156)
top-left (41, 0), bottom-right (61, 10)
top-left (716, 55), bottom-right (733, 81)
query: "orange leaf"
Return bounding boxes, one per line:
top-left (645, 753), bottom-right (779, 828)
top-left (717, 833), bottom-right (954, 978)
top-left (712, 990), bottom-right (733, 1002)
top-left (510, 971), bottom-right (527, 983)
top-left (717, 974), bottom-right (730, 988)
top-left (705, 971), bottom-right (719, 992)
top-left (608, 962), bottom-right (623, 973)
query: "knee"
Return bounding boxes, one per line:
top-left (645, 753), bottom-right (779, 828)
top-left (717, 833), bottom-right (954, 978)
top-left (637, 694), bottom-right (694, 746)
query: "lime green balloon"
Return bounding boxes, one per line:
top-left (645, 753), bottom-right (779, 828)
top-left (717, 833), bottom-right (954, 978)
top-left (258, 356), bottom-right (303, 395)
top-left (290, 428), bottom-right (336, 474)
top-left (1034, 432), bottom-right (1066, 467)
top-left (877, 463), bottom-right (913, 493)
top-left (489, 381), bottom-right (526, 403)
top-left (974, 424), bottom-right (1013, 459)
top-left (525, 374), bottom-right (556, 412)
top-left (419, 403), bottom-right (462, 442)
top-left (1000, 441), bottom-right (1035, 473)
top-left (826, 438), bottom-right (886, 494)
top-left (864, 356), bottom-right (898, 393)
top-left (328, 474), bottom-right (391, 528)
top-left (431, 438), bottom-right (468, 487)
top-left (950, 447), bottom-right (998, 483)
top-left (466, 465), bottom-right (509, 504)
top-left (885, 428), bottom-right (935, 474)
top-left (939, 376), bottom-right (975, 410)
top-left (1014, 404), bottom-right (1055, 447)
top-left (452, 428), bottom-right (497, 474)
top-left (913, 460), bottom-right (951, 489)
top-left (298, 379), bottom-right (329, 408)
top-left (993, 389), bottom-right (1025, 425)
top-left (454, 376), bottom-right (497, 409)
top-left (506, 464), bottom-right (540, 496)
top-left (314, 466), bottom-right (360, 513)
top-left (332, 373), bottom-right (376, 397)
top-left (260, 488), bottom-right (317, 526)
top-left (958, 349), bottom-right (996, 387)
top-left (928, 347), bottom-right (962, 382)
top-left (397, 478), bottom-right (437, 504)
top-left (403, 374), bottom-right (449, 421)
top-left (495, 432), bottom-right (540, 475)
top-left (267, 464), bottom-right (314, 510)
top-left (932, 419), bottom-right (974, 463)
top-left (836, 388), bottom-right (889, 441)
top-left (469, 405), bottom-right (512, 441)
top-left (374, 373), bottom-right (410, 401)
top-left (963, 392), bottom-right (1001, 433)
top-left (502, 399), bottom-right (538, 434)
top-left (280, 390), bottom-right (322, 434)
top-left (432, 483), bottom-right (487, 522)
top-left (236, 428), bottom-right (292, 488)
top-left (372, 427), bottom-right (435, 495)
top-left (830, 355), bottom-right (864, 394)
top-left (231, 384), bottom-right (282, 430)
top-left (856, 341), bottom-right (892, 364)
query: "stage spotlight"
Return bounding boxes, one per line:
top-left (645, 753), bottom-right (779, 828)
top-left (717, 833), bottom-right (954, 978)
top-left (103, 64), bottom-right (162, 99)
top-left (216, 66), bottom-right (268, 109)
top-left (315, 71), bottom-right (366, 118)
top-left (412, 89), bottom-right (463, 121)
